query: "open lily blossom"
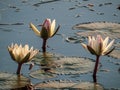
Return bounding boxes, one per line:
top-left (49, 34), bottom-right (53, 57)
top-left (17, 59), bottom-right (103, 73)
top-left (81, 35), bottom-right (115, 56)
top-left (81, 35), bottom-right (115, 82)
top-left (30, 18), bottom-right (60, 52)
top-left (8, 43), bottom-right (39, 75)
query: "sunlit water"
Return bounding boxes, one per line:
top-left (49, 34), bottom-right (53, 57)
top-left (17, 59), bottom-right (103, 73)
top-left (0, 0), bottom-right (120, 89)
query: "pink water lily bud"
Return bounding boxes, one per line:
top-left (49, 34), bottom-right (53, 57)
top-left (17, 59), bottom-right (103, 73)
top-left (30, 18), bottom-right (60, 39)
top-left (81, 35), bottom-right (115, 56)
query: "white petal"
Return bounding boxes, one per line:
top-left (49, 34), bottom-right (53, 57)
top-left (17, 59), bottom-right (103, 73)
top-left (50, 19), bottom-right (56, 37)
top-left (103, 39), bottom-right (114, 54)
top-left (102, 37), bottom-right (109, 50)
top-left (30, 23), bottom-right (40, 36)
top-left (81, 43), bottom-right (88, 51)
top-left (88, 36), bottom-right (92, 46)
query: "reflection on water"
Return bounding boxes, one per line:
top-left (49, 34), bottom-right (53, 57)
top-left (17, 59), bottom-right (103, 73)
top-left (40, 52), bottom-right (57, 72)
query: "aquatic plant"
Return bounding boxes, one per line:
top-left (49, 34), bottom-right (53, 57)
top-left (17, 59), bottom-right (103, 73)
top-left (30, 18), bottom-right (60, 52)
top-left (8, 43), bottom-right (39, 75)
top-left (81, 35), bottom-right (115, 82)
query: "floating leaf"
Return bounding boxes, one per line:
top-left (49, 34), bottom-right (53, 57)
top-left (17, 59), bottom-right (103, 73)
top-left (76, 30), bottom-right (120, 39)
top-left (53, 57), bottom-right (95, 74)
top-left (73, 22), bottom-right (120, 33)
top-left (30, 70), bottom-right (56, 80)
top-left (33, 52), bottom-right (62, 67)
top-left (0, 72), bottom-right (30, 90)
top-left (35, 80), bottom-right (103, 89)
top-left (108, 49), bottom-right (120, 59)
top-left (33, 52), bottom-right (95, 75)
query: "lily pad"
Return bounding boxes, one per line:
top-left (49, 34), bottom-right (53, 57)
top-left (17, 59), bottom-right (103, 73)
top-left (73, 22), bottom-right (120, 33)
top-left (108, 49), bottom-right (120, 59)
top-left (35, 80), bottom-right (103, 89)
top-left (30, 70), bottom-right (56, 80)
top-left (0, 72), bottom-right (30, 90)
top-left (76, 30), bottom-right (120, 39)
top-left (53, 57), bottom-right (95, 74)
top-left (33, 52), bottom-right (95, 75)
top-left (33, 52), bottom-right (63, 67)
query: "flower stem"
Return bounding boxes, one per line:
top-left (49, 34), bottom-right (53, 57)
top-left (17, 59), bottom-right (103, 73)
top-left (17, 63), bottom-right (22, 75)
top-left (42, 39), bottom-right (47, 52)
top-left (93, 55), bottom-right (100, 83)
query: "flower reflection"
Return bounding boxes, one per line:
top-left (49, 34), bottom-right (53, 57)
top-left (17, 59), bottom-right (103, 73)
top-left (40, 52), bottom-right (57, 72)
top-left (30, 18), bottom-right (60, 52)
top-left (8, 43), bottom-right (39, 75)
top-left (81, 35), bottom-right (115, 82)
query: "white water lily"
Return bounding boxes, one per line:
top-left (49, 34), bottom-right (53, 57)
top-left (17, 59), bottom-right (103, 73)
top-left (8, 43), bottom-right (39, 75)
top-left (81, 35), bottom-right (115, 56)
top-left (81, 35), bottom-right (115, 82)
top-left (30, 18), bottom-right (60, 39)
top-left (8, 43), bottom-right (39, 64)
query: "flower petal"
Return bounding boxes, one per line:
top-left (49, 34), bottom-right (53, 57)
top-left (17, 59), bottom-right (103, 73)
top-left (51, 25), bottom-right (60, 37)
top-left (81, 43), bottom-right (88, 51)
top-left (87, 45), bottom-right (97, 55)
top-left (102, 37), bottom-right (109, 50)
top-left (50, 19), bottom-right (56, 37)
top-left (104, 47), bottom-right (115, 55)
top-left (30, 23), bottom-right (40, 36)
top-left (43, 18), bottom-right (51, 31)
top-left (103, 39), bottom-right (114, 54)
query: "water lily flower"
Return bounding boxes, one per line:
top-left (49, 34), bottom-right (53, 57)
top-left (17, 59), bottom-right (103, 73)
top-left (30, 18), bottom-right (60, 52)
top-left (81, 35), bottom-right (115, 82)
top-left (8, 43), bottom-right (39, 75)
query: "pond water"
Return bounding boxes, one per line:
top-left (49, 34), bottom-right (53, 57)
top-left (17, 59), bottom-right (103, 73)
top-left (0, 0), bottom-right (120, 89)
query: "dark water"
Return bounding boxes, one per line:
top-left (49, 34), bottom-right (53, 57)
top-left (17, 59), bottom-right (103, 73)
top-left (0, 0), bottom-right (120, 89)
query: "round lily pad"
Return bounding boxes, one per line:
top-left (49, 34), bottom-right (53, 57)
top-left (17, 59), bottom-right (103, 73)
top-left (30, 70), bottom-right (56, 80)
top-left (32, 52), bottom-right (64, 72)
top-left (72, 22), bottom-right (120, 41)
top-left (53, 57), bottom-right (95, 74)
top-left (33, 52), bottom-right (62, 66)
top-left (76, 30), bottom-right (120, 39)
top-left (73, 22), bottom-right (120, 33)
top-left (35, 80), bottom-right (103, 89)
top-left (33, 52), bottom-right (95, 75)
top-left (108, 49), bottom-right (120, 59)
top-left (0, 72), bottom-right (30, 90)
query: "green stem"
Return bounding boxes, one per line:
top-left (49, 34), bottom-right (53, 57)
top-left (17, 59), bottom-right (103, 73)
top-left (42, 39), bottom-right (47, 52)
top-left (16, 63), bottom-right (22, 75)
top-left (93, 55), bottom-right (100, 83)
